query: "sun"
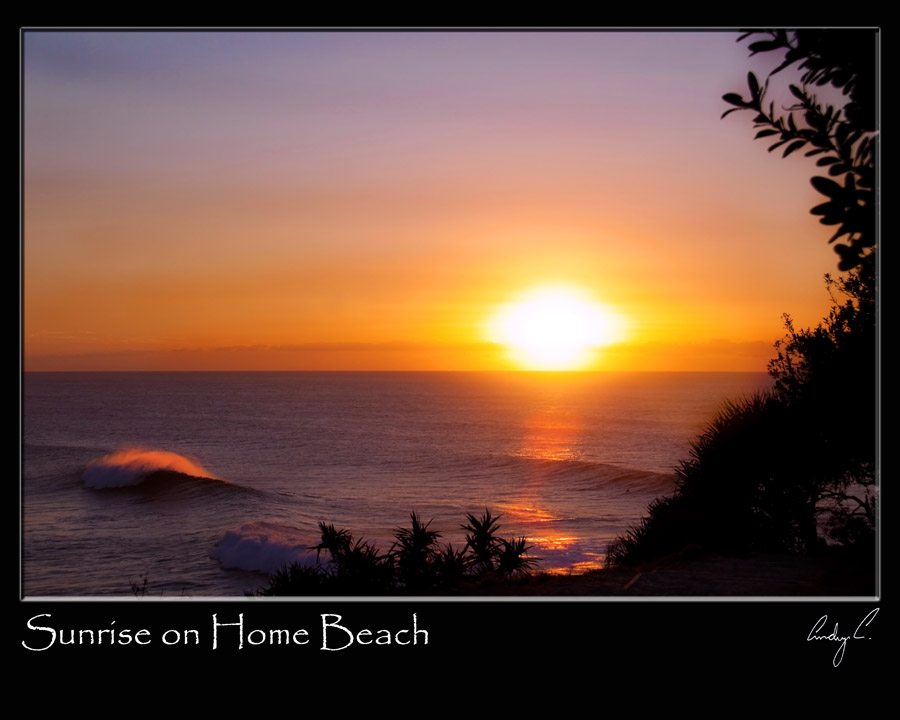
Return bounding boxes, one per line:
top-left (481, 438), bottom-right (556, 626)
top-left (488, 286), bottom-right (625, 370)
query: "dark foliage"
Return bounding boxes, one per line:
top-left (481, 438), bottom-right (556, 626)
top-left (605, 495), bottom-right (694, 568)
top-left (257, 561), bottom-right (325, 596)
top-left (608, 393), bottom-right (821, 565)
top-left (768, 273), bottom-right (876, 543)
top-left (722, 29), bottom-right (877, 271)
top-left (495, 536), bottom-right (541, 577)
top-left (312, 522), bottom-right (351, 562)
top-left (461, 509), bottom-right (503, 574)
top-left (432, 543), bottom-right (469, 588)
top-left (390, 511), bottom-right (441, 591)
top-left (607, 30), bottom-right (877, 568)
top-left (608, 266), bottom-right (876, 568)
top-left (255, 509), bottom-right (539, 595)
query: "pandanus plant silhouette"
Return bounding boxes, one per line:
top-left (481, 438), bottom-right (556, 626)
top-left (495, 536), bottom-right (539, 577)
top-left (257, 507), bottom-right (540, 595)
top-left (461, 509), bottom-right (504, 574)
top-left (312, 522), bottom-right (351, 563)
top-left (391, 512), bottom-right (442, 590)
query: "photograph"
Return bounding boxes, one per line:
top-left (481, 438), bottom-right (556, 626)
top-left (20, 28), bottom-right (879, 667)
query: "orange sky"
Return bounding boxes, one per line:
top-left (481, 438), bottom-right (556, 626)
top-left (23, 30), bottom-right (845, 372)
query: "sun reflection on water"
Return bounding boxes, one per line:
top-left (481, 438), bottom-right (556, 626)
top-left (545, 559), bottom-right (605, 576)
top-left (497, 503), bottom-right (557, 524)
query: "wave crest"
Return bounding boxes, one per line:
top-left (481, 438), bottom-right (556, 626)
top-left (83, 447), bottom-right (217, 489)
top-left (500, 454), bottom-right (677, 493)
top-left (211, 521), bottom-right (321, 573)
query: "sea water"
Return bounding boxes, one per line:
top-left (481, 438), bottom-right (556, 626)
top-left (22, 371), bottom-right (772, 597)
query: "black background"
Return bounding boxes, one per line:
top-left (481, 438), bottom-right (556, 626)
top-left (16, 596), bottom-right (884, 681)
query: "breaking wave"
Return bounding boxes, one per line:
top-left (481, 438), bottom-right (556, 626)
top-left (211, 521), bottom-right (323, 574)
top-left (83, 447), bottom-right (219, 489)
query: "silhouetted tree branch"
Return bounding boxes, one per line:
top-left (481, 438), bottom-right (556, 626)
top-left (722, 29), bottom-right (877, 272)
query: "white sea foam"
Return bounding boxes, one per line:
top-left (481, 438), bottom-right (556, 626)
top-left (83, 447), bottom-right (216, 488)
top-left (211, 521), bottom-right (322, 573)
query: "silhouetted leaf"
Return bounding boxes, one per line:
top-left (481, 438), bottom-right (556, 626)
top-left (811, 176), bottom-right (843, 198)
top-left (728, 29), bottom-right (876, 274)
top-left (805, 111), bottom-right (821, 130)
top-left (841, 129), bottom-right (863, 152)
top-left (829, 226), bottom-right (850, 242)
top-left (835, 121), bottom-right (851, 146)
top-left (783, 140), bottom-right (806, 157)
top-left (748, 72), bottom-right (760, 99)
top-left (748, 39), bottom-right (781, 54)
top-left (835, 245), bottom-right (857, 271)
top-left (810, 202), bottom-right (836, 216)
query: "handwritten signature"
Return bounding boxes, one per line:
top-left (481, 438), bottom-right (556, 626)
top-left (807, 608), bottom-right (878, 667)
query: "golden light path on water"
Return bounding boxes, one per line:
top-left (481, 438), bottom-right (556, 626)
top-left (496, 503), bottom-right (588, 574)
top-left (498, 391), bottom-right (608, 573)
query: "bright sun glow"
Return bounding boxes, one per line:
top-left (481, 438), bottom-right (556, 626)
top-left (488, 286), bottom-right (626, 370)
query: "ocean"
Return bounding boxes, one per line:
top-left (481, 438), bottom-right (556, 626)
top-left (22, 371), bottom-right (773, 597)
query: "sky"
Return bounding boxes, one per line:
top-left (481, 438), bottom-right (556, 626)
top-left (22, 30), bottom-right (845, 372)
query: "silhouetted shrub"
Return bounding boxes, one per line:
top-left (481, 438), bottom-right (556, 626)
top-left (461, 509), bottom-right (503, 574)
top-left (606, 495), bottom-right (701, 568)
top-left (607, 280), bottom-right (876, 568)
top-left (495, 536), bottom-right (541, 577)
top-left (607, 392), bottom-right (822, 566)
top-left (255, 509), bottom-right (539, 595)
top-left (391, 511), bottom-right (441, 591)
